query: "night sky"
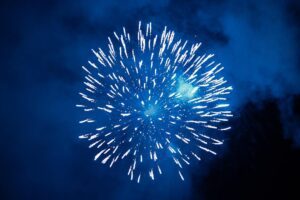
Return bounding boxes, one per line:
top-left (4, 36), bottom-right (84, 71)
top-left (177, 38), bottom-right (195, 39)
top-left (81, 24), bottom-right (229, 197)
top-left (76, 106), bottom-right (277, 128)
top-left (1, 0), bottom-right (300, 199)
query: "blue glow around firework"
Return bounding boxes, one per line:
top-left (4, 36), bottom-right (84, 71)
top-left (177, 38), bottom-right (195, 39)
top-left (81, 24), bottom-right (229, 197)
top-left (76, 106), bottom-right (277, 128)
top-left (77, 22), bottom-right (233, 183)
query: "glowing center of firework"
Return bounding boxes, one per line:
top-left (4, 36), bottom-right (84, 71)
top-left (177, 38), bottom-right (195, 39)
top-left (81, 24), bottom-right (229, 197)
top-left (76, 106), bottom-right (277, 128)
top-left (177, 79), bottom-right (199, 99)
top-left (144, 105), bottom-right (158, 117)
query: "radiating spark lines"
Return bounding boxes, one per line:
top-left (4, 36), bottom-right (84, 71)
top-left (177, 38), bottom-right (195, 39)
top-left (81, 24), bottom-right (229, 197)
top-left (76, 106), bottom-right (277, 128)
top-left (77, 22), bottom-right (233, 182)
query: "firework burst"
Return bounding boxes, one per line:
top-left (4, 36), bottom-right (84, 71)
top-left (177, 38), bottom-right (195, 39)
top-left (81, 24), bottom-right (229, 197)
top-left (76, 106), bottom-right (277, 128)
top-left (77, 22), bottom-right (233, 183)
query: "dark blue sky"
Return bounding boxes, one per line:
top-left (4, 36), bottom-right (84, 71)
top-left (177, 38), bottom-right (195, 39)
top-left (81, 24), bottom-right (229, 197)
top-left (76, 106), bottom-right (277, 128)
top-left (1, 0), bottom-right (300, 199)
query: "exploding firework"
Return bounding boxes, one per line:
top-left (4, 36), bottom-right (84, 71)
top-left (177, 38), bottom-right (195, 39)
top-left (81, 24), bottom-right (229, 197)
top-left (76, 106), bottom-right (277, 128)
top-left (77, 22), bottom-right (233, 183)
